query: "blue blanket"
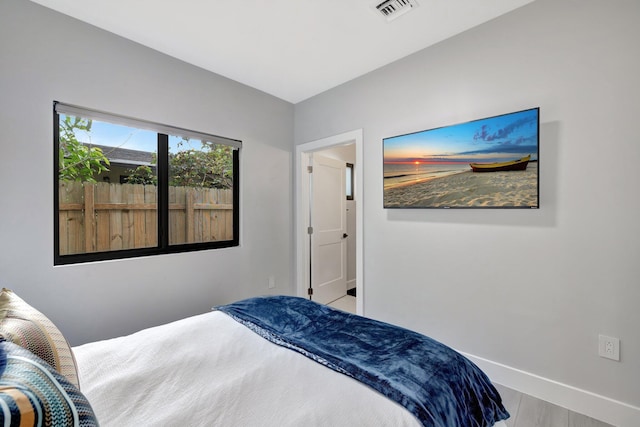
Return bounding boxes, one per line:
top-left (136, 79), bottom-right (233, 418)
top-left (216, 295), bottom-right (509, 427)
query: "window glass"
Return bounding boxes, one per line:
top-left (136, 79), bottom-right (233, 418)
top-left (58, 115), bottom-right (158, 255)
top-left (54, 103), bottom-right (240, 264)
top-left (168, 136), bottom-right (235, 245)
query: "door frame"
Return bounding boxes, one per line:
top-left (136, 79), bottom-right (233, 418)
top-left (295, 129), bottom-right (364, 315)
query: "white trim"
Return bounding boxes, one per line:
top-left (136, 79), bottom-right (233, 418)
top-left (295, 129), bottom-right (364, 315)
top-left (462, 352), bottom-right (640, 427)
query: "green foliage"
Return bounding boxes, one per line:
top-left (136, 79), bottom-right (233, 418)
top-left (125, 165), bottom-right (157, 185)
top-left (58, 115), bottom-right (110, 182)
top-left (169, 141), bottom-right (233, 189)
top-left (59, 116), bottom-right (233, 189)
top-left (125, 139), bottom-right (233, 189)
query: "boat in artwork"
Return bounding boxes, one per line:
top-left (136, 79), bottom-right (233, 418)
top-left (469, 154), bottom-right (531, 172)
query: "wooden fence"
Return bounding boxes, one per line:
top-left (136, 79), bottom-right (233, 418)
top-left (58, 181), bottom-right (233, 256)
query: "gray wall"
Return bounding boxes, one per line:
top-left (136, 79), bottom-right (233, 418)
top-left (295, 0), bottom-right (639, 411)
top-left (0, 0), bottom-right (294, 345)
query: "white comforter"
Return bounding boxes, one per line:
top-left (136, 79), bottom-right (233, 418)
top-left (73, 311), bottom-right (423, 427)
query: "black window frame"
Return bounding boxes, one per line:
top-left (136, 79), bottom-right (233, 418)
top-left (346, 162), bottom-right (354, 200)
top-left (53, 102), bottom-right (240, 265)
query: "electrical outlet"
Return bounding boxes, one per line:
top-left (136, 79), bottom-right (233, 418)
top-left (268, 275), bottom-right (276, 289)
top-left (598, 335), bottom-right (620, 361)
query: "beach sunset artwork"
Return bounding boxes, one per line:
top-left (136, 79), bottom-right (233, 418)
top-left (383, 108), bottom-right (539, 208)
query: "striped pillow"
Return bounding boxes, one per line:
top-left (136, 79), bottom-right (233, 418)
top-left (0, 288), bottom-right (79, 388)
top-left (0, 340), bottom-right (98, 426)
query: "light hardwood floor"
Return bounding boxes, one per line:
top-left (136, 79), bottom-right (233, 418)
top-left (494, 384), bottom-right (614, 427)
top-left (328, 295), bottom-right (615, 427)
top-left (327, 295), bottom-right (356, 313)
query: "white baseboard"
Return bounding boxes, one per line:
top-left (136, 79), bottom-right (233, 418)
top-left (462, 352), bottom-right (640, 427)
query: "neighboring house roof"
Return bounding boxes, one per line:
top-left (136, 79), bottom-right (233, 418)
top-left (84, 143), bottom-right (155, 167)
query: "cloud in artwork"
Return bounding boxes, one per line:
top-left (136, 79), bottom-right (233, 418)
top-left (473, 115), bottom-right (536, 143)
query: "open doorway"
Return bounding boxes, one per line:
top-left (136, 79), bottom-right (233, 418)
top-left (295, 129), bottom-right (364, 315)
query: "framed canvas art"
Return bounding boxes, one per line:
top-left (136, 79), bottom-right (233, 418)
top-left (383, 108), bottom-right (539, 209)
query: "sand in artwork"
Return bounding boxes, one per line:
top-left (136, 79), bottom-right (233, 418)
top-left (384, 162), bottom-right (538, 208)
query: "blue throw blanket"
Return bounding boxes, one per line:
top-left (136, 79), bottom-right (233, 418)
top-left (216, 295), bottom-right (509, 427)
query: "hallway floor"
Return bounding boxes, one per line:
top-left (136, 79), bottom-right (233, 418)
top-left (327, 295), bottom-right (356, 314)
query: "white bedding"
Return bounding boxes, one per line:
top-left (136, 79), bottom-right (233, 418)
top-left (73, 311), bottom-right (508, 427)
top-left (74, 311), bottom-right (421, 426)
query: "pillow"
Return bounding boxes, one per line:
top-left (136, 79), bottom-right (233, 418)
top-left (0, 288), bottom-right (79, 388)
top-left (0, 339), bottom-right (98, 426)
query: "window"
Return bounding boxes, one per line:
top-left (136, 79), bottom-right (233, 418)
top-left (346, 163), bottom-right (354, 200)
top-left (54, 102), bottom-right (240, 265)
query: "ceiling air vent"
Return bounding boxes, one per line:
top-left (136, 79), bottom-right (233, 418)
top-left (373, 0), bottom-right (419, 22)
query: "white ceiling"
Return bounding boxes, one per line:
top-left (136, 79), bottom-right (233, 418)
top-left (30, 0), bottom-right (534, 104)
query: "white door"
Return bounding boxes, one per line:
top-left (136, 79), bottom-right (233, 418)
top-left (310, 153), bottom-right (347, 304)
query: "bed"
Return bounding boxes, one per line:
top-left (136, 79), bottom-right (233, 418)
top-left (0, 289), bottom-right (509, 427)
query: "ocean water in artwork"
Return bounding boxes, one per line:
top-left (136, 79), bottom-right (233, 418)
top-left (383, 163), bottom-right (469, 190)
